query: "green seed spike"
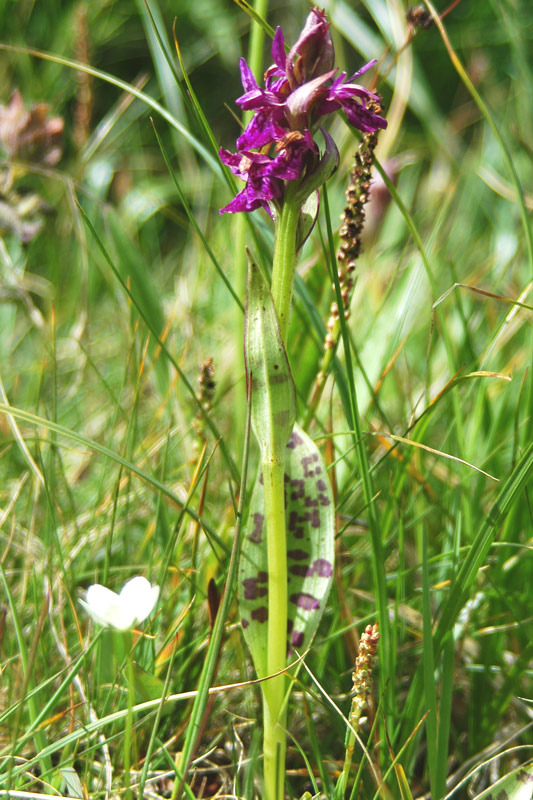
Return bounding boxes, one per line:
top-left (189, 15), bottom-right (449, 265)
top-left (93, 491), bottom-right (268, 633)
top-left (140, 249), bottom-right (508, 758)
top-left (244, 248), bottom-right (296, 457)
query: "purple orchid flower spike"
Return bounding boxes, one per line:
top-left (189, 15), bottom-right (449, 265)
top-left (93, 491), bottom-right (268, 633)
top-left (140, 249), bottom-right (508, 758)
top-left (219, 6), bottom-right (387, 215)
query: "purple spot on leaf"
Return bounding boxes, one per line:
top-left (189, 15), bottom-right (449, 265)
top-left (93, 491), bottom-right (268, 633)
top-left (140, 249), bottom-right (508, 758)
top-left (290, 478), bottom-right (304, 500)
top-left (301, 456), bottom-right (314, 477)
top-left (249, 512), bottom-right (264, 543)
top-left (304, 495), bottom-right (318, 508)
top-left (289, 558), bottom-right (333, 578)
top-left (289, 564), bottom-right (309, 576)
top-left (291, 631), bottom-right (305, 647)
top-left (517, 770), bottom-right (533, 785)
top-left (290, 593), bottom-right (320, 610)
top-left (288, 510), bottom-right (305, 538)
top-left (287, 549), bottom-right (309, 560)
top-left (287, 431), bottom-right (304, 449)
top-left (312, 558), bottom-right (333, 577)
top-left (242, 618), bottom-right (249, 629)
top-left (252, 607), bottom-right (268, 622)
top-left (242, 574), bottom-right (268, 600)
top-left (317, 479), bottom-right (327, 491)
top-left (318, 493), bottom-right (331, 506)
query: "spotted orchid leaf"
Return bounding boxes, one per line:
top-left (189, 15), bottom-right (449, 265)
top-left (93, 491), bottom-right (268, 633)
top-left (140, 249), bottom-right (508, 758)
top-left (240, 423), bottom-right (335, 676)
top-left (473, 765), bottom-right (533, 800)
top-left (244, 249), bottom-right (296, 457)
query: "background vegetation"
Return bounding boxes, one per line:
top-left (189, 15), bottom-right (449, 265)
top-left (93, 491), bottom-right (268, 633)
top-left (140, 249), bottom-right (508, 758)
top-left (0, 0), bottom-right (532, 797)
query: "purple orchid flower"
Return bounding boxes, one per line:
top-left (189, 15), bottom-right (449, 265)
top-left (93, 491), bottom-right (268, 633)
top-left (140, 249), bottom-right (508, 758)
top-left (220, 6), bottom-right (387, 215)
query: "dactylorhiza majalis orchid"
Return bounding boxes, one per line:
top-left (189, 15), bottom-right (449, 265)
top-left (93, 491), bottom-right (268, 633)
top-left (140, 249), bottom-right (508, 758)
top-left (219, 9), bottom-right (386, 800)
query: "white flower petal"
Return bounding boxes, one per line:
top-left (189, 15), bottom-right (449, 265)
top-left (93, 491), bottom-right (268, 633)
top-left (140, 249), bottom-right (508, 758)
top-left (80, 577), bottom-right (159, 630)
top-left (80, 584), bottom-right (135, 630)
top-left (119, 576), bottom-right (160, 625)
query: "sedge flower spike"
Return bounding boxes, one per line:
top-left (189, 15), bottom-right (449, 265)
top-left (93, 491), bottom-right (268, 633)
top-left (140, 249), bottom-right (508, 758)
top-left (219, 7), bottom-right (387, 215)
top-left (80, 576), bottom-right (159, 631)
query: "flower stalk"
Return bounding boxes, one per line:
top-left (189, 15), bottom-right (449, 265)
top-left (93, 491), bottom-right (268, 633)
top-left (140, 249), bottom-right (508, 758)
top-left (305, 103), bottom-right (383, 426)
top-left (335, 623), bottom-right (380, 800)
top-left (271, 187), bottom-right (301, 342)
top-left (262, 459), bottom-right (289, 800)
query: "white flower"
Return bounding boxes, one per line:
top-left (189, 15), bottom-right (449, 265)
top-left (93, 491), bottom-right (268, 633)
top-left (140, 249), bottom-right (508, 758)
top-left (80, 576), bottom-right (159, 631)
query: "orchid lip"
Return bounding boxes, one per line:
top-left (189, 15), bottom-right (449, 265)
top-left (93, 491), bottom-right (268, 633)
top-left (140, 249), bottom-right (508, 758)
top-left (285, 69), bottom-right (337, 127)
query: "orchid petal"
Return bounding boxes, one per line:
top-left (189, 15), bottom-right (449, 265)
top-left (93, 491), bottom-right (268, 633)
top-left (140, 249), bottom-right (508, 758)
top-left (271, 27), bottom-right (286, 70)
top-left (239, 57), bottom-right (259, 93)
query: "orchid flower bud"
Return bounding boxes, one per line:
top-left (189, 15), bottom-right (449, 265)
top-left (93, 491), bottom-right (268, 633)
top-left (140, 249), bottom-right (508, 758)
top-left (286, 8), bottom-right (335, 89)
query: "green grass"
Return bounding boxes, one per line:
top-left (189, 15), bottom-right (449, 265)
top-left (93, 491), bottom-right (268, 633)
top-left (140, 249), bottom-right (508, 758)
top-left (1, 0), bottom-right (532, 798)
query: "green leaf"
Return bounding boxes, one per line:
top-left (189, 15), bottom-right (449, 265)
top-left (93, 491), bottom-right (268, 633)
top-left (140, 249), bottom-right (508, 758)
top-left (297, 191), bottom-right (319, 251)
top-left (244, 250), bottom-right (296, 456)
top-left (131, 662), bottom-right (166, 703)
top-left (239, 424), bottom-right (335, 676)
top-left (394, 764), bottom-right (415, 800)
top-left (473, 764), bottom-right (533, 800)
top-left (60, 766), bottom-right (84, 798)
top-left (294, 128), bottom-right (339, 206)
top-left (104, 209), bottom-right (168, 395)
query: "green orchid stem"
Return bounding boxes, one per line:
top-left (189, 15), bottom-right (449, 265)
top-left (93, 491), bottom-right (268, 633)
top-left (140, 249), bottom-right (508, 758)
top-left (261, 458), bottom-right (288, 800)
top-left (261, 189), bottom-right (301, 800)
top-left (271, 188), bottom-right (301, 342)
top-left (263, 685), bottom-right (287, 800)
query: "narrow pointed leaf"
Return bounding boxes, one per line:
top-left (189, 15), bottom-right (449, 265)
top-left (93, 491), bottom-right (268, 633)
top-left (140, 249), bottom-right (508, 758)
top-left (244, 250), bottom-right (297, 457)
top-left (240, 423), bottom-right (335, 675)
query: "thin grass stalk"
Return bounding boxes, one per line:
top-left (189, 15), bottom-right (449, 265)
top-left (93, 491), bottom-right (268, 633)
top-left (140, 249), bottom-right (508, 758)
top-left (305, 105), bottom-right (383, 427)
top-left (136, 633), bottom-right (180, 798)
top-left (424, 0), bottom-right (533, 451)
top-left (436, 632), bottom-right (454, 796)
top-left (124, 641), bottom-right (135, 800)
top-left (77, 207), bottom-right (240, 484)
top-left (170, 375), bottom-right (253, 800)
top-left (421, 530), bottom-right (438, 796)
top-left (0, 403), bottom-right (226, 550)
top-left (399, 440), bottom-right (533, 766)
top-left (234, 0), bottom-right (269, 445)
top-left (0, 567), bottom-right (52, 786)
top-left (322, 185), bottom-right (393, 722)
top-left (0, 635), bottom-right (101, 754)
top-left (0, 44), bottom-right (216, 169)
